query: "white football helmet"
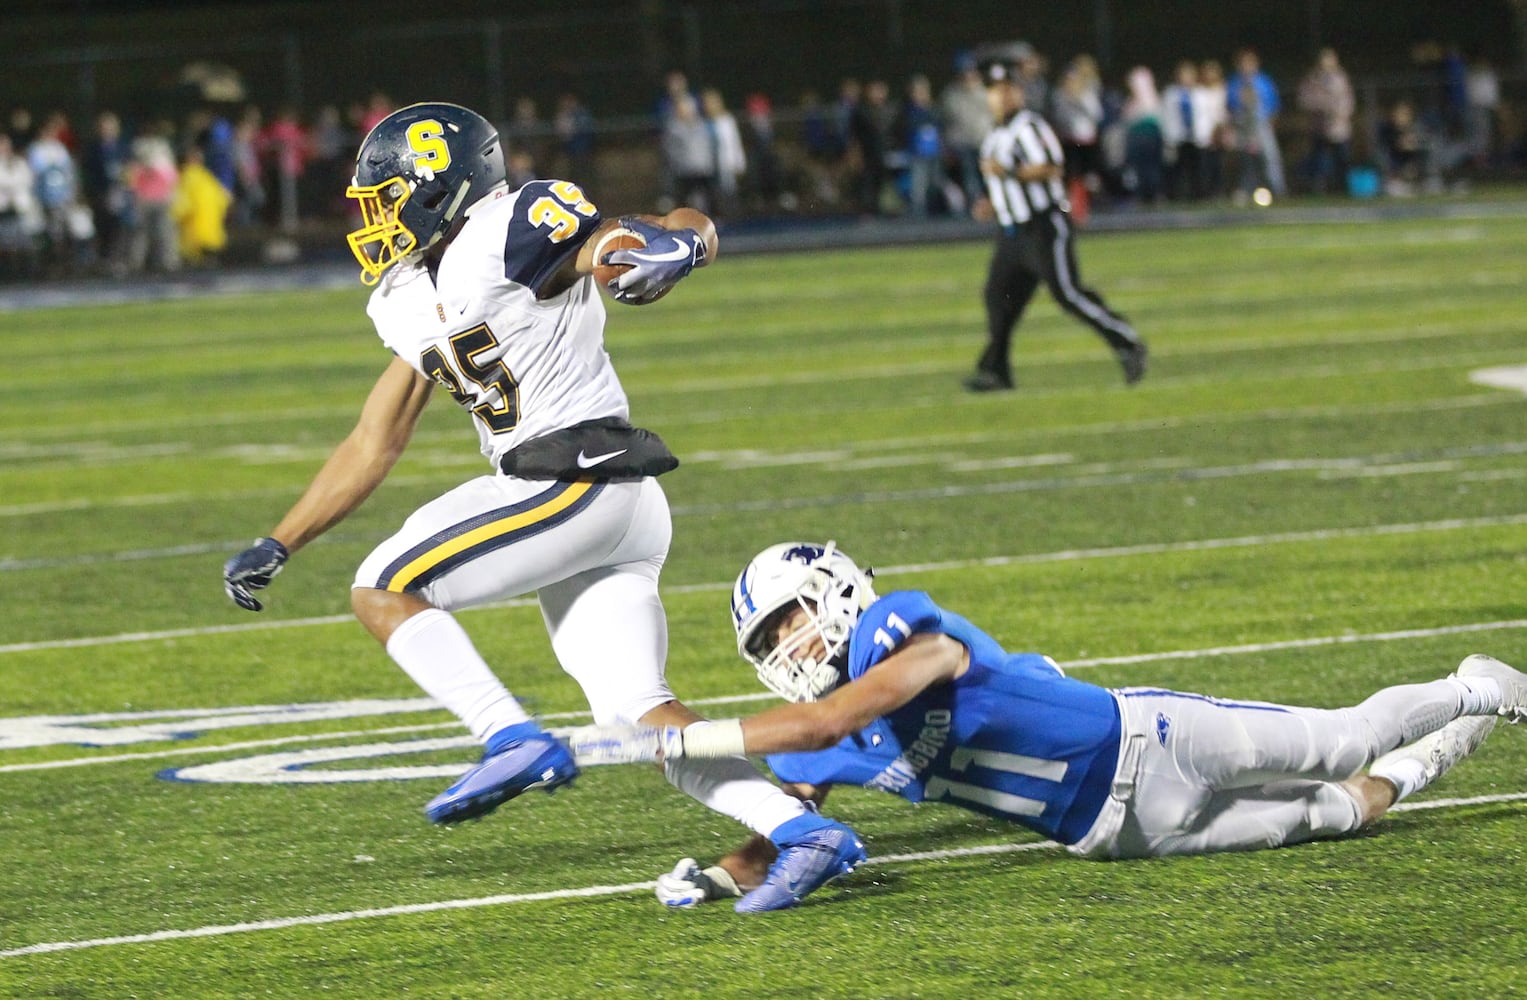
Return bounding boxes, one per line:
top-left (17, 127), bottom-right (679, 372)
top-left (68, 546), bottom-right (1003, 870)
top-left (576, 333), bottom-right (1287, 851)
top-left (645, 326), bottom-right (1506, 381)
top-left (731, 541), bottom-right (878, 703)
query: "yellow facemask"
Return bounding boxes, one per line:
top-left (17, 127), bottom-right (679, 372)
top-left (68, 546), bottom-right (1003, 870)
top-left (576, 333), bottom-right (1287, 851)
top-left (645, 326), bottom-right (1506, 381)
top-left (345, 176), bottom-right (417, 285)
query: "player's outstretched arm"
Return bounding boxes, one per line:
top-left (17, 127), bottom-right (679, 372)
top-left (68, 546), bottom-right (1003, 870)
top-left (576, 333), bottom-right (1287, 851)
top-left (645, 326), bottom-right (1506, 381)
top-left (565, 632), bottom-right (969, 761)
top-left (675, 632), bottom-right (970, 759)
top-left (222, 357), bottom-right (433, 611)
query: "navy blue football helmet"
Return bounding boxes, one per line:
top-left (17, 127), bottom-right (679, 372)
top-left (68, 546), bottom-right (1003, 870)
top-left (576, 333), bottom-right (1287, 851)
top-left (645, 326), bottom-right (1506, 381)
top-left (345, 102), bottom-right (507, 284)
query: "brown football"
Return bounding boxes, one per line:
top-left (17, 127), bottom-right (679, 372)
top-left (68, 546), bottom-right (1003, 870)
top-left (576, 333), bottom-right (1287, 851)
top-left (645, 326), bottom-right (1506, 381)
top-left (592, 227), bottom-right (645, 293)
top-left (591, 226), bottom-right (673, 304)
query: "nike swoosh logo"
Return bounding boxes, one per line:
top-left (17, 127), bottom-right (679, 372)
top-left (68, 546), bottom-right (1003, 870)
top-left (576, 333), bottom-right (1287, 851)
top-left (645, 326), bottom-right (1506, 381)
top-left (576, 448), bottom-right (628, 468)
top-left (627, 243), bottom-right (693, 264)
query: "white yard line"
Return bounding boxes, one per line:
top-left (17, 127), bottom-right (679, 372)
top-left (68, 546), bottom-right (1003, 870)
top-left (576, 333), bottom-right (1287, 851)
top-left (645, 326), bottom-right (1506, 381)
top-left (6, 513), bottom-right (1527, 655)
top-left (683, 392), bottom-right (1508, 450)
top-left (0, 393), bottom-right (1511, 520)
top-left (1064, 618), bottom-right (1527, 667)
top-left (0, 470), bottom-right (464, 520)
top-left (2, 789), bottom-right (1521, 960)
top-left (8, 441), bottom-right (1527, 573)
top-left (5, 619), bottom-right (1525, 773)
top-left (879, 512), bottom-right (1527, 576)
top-left (0, 723), bottom-right (462, 773)
top-left (667, 453), bottom-right (1527, 516)
top-left (0, 428), bottom-right (464, 469)
top-left (658, 353), bottom-right (1524, 428)
top-left (0, 692), bottom-right (778, 774)
top-left (1470, 364), bottom-right (1527, 395)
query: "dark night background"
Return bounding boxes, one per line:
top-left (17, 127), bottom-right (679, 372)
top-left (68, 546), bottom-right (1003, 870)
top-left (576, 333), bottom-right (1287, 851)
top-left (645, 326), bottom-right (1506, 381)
top-left (3, 0), bottom-right (1522, 124)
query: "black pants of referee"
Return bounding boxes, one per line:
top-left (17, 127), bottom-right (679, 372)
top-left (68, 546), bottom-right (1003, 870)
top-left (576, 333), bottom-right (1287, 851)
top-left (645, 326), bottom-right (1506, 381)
top-left (974, 211), bottom-right (1146, 387)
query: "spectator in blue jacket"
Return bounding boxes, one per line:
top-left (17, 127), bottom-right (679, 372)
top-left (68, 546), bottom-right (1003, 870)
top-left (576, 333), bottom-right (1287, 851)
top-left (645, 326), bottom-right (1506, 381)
top-left (1225, 48), bottom-right (1285, 197)
top-left (899, 74), bottom-right (943, 216)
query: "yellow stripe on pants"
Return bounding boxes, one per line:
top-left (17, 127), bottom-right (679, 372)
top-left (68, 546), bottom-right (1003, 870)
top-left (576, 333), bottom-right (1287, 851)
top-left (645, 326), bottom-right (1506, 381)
top-left (385, 479), bottom-right (596, 593)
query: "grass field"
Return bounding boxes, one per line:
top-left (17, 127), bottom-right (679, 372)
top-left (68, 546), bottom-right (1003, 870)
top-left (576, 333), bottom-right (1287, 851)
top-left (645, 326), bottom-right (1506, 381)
top-left (2, 208), bottom-right (1525, 999)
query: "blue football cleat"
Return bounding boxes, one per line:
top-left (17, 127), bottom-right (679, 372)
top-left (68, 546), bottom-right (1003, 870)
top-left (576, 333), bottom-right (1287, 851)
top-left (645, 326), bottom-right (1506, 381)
top-left (425, 722), bottom-right (578, 825)
top-left (735, 814), bottom-right (867, 913)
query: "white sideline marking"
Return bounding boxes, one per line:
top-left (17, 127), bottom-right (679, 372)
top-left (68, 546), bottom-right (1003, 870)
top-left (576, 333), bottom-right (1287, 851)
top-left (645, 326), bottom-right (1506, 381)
top-left (0, 448), bottom-right (1493, 571)
top-left (0, 392), bottom-right (1513, 521)
top-left (7, 621), bottom-right (1527, 774)
top-left (0, 692), bottom-right (779, 774)
top-left (16, 436), bottom-right (1527, 573)
top-left (0, 613), bottom-right (364, 654)
top-left (3, 790), bottom-right (1521, 959)
top-left (1470, 364), bottom-right (1527, 395)
top-left (0, 469), bottom-right (456, 519)
top-left (879, 513), bottom-right (1527, 577)
top-left (0, 881), bottom-right (663, 958)
top-left (670, 447), bottom-right (1527, 518)
top-left (0, 427), bottom-right (459, 469)
top-left (0, 723), bottom-right (462, 773)
top-left (7, 512), bottom-right (1527, 655)
top-left (1064, 618), bottom-right (1527, 667)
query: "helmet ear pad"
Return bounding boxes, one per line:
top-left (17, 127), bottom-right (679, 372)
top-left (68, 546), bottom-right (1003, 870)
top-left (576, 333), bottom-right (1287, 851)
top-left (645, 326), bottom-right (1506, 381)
top-left (396, 156), bottom-right (488, 250)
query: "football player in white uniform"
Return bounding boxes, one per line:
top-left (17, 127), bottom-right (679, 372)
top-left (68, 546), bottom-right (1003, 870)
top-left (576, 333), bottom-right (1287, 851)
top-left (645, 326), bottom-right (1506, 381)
top-left (223, 103), bottom-right (862, 911)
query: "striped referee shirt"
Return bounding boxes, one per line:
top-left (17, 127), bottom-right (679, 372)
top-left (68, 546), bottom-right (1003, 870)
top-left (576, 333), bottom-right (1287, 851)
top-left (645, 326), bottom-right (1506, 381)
top-left (981, 109), bottom-right (1069, 226)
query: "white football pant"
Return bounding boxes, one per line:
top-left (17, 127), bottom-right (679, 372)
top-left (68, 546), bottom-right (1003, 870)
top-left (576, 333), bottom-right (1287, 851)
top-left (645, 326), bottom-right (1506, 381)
top-left (1073, 678), bottom-right (1467, 859)
top-left (354, 474), bottom-right (678, 724)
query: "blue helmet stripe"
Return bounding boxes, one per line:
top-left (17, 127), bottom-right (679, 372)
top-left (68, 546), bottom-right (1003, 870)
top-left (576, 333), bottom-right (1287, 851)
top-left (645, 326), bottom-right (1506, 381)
top-left (732, 565), bottom-right (757, 626)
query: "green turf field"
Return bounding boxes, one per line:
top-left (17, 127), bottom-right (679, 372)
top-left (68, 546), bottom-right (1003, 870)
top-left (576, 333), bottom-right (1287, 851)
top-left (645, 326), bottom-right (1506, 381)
top-left (2, 209), bottom-right (1525, 998)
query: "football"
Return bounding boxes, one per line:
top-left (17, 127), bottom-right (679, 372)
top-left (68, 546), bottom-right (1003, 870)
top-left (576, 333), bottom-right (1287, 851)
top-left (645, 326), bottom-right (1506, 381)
top-left (591, 226), bottom-right (674, 304)
top-left (591, 226), bottom-right (646, 295)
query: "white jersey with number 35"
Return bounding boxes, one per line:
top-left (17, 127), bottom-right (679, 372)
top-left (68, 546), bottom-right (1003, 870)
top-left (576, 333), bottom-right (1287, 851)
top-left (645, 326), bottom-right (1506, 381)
top-left (365, 178), bottom-right (629, 468)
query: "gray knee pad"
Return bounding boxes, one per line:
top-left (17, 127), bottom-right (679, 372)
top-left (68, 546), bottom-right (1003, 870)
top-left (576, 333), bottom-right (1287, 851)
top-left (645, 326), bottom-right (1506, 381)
top-left (1356, 681), bottom-right (1461, 754)
top-left (1397, 699), bottom-right (1455, 746)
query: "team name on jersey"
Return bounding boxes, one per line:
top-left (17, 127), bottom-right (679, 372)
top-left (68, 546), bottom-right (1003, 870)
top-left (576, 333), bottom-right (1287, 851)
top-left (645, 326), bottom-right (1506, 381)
top-left (867, 708), bottom-right (951, 793)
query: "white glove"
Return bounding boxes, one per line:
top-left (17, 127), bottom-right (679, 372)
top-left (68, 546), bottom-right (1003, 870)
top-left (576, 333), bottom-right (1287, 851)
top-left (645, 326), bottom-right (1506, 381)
top-left (656, 857), bottom-right (742, 908)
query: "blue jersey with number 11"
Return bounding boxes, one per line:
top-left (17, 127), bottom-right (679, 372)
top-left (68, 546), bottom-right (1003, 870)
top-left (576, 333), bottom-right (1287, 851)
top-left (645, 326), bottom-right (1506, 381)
top-left (764, 591), bottom-right (1122, 845)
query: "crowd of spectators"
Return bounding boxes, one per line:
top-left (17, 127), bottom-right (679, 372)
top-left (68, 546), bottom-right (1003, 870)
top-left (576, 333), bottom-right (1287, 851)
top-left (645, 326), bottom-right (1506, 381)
top-left (0, 40), bottom-right (1515, 282)
top-left (770, 41), bottom-right (1514, 221)
top-left (0, 87), bottom-right (610, 282)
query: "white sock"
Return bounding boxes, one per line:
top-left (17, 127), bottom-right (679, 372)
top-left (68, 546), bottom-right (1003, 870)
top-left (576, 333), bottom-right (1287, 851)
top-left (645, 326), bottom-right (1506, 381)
top-left (664, 756), bottom-right (808, 837)
top-left (1369, 756), bottom-right (1427, 803)
top-left (1444, 674), bottom-right (1502, 716)
top-left (385, 608), bottom-right (530, 742)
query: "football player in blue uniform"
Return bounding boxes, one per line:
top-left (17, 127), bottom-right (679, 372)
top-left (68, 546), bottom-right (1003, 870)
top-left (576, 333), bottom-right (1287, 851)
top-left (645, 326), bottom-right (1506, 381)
top-left (580, 541), bottom-right (1525, 910)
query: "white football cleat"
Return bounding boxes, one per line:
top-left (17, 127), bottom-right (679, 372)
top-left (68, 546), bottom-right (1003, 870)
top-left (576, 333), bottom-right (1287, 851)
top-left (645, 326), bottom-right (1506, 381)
top-left (1371, 713), bottom-right (1497, 794)
top-left (1456, 653), bottom-right (1527, 723)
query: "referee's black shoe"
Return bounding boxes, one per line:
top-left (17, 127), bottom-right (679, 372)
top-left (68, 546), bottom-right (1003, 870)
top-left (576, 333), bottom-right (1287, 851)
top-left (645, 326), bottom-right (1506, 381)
top-left (962, 369), bottom-right (1014, 393)
top-left (1114, 341), bottom-right (1148, 386)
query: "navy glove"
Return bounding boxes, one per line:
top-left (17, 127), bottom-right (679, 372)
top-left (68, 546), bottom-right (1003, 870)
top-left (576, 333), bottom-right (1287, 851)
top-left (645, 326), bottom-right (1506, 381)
top-left (223, 537), bottom-right (289, 612)
top-left (605, 217), bottom-right (707, 303)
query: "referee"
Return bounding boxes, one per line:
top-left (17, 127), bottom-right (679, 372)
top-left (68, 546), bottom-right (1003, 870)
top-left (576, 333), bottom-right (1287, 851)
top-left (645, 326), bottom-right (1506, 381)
top-left (964, 60), bottom-right (1147, 392)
